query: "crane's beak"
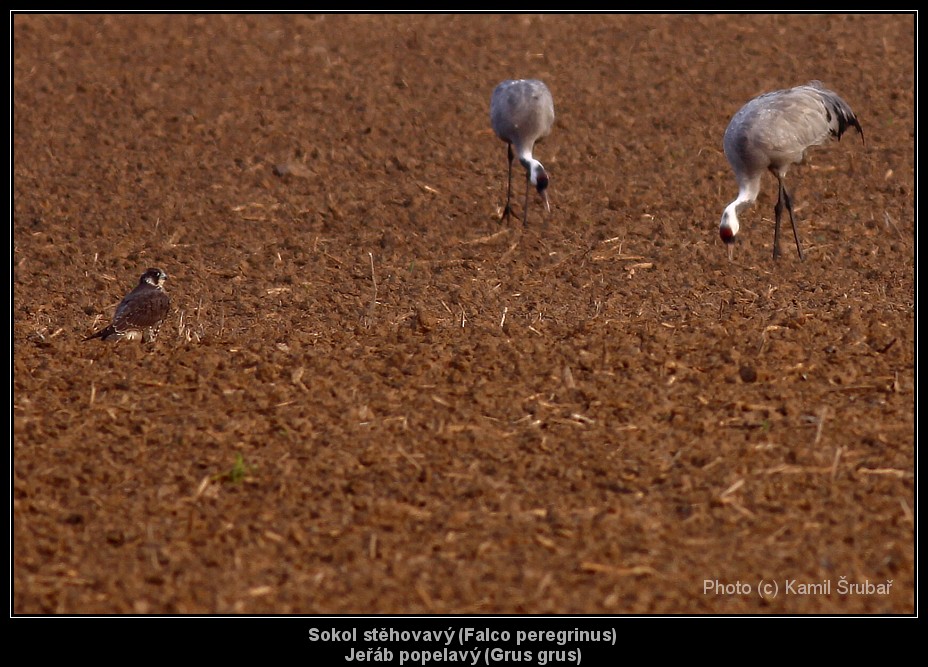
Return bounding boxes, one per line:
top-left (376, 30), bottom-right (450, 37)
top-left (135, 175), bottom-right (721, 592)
top-left (535, 170), bottom-right (550, 213)
top-left (719, 223), bottom-right (736, 261)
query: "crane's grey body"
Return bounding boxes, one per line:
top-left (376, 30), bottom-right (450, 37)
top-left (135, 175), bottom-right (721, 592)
top-left (720, 81), bottom-right (863, 260)
top-left (490, 79), bottom-right (555, 225)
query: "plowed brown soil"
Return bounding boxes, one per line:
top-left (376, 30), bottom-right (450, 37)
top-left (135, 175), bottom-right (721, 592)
top-left (13, 13), bottom-right (914, 615)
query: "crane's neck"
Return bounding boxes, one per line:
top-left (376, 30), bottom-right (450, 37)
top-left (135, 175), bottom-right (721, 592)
top-left (720, 177), bottom-right (761, 237)
top-left (734, 175), bottom-right (761, 209)
top-left (518, 154), bottom-right (545, 186)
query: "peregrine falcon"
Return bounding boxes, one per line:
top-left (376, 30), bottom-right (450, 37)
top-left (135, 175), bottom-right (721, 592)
top-left (84, 267), bottom-right (171, 342)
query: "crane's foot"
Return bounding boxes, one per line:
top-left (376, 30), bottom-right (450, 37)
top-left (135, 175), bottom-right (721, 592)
top-left (500, 204), bottom-right (513, 223)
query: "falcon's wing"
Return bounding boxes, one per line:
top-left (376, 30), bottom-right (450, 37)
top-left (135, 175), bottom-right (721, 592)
top-left (112, 289), bottom-right (170, 332)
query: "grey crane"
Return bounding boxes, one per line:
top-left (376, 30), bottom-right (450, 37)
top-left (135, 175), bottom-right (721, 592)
top-left (719, 81), bottom-right (863, 260)
top-left (490, 79), bottom-right (555, 225)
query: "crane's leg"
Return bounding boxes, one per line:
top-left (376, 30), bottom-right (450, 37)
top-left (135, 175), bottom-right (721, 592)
top-left (501, 143), bottom-right (514, 223)
top-left (522, 170), bottom-right (532, 226)
top-left (773, 177), bottom-right (805, 261)
top-left (773, 181), bottom-right (784, 260)
top-left (782, 184), bottom-right (804, 261)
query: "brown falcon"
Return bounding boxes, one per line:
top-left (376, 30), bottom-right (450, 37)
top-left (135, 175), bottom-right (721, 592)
top-left (84, 268), bottom-right (171, 342)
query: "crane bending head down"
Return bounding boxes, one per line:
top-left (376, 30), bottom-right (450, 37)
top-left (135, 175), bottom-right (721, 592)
top-left (719, 81), bottom-right (863, 261)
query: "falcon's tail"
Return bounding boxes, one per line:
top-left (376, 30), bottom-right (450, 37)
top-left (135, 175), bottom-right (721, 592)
top-left (83, 326), bottom-right (116, 342)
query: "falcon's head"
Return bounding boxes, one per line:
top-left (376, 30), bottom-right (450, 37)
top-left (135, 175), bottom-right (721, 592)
top-left (141, 268), bottom-right (168, 289)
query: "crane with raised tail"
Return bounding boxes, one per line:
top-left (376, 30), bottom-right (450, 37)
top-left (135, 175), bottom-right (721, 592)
top-left (719, 81), bottom-right (864, 261)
